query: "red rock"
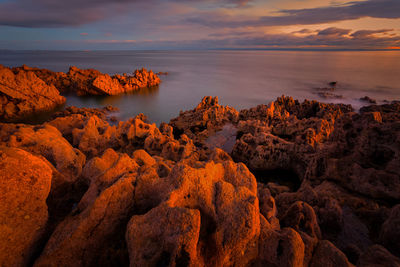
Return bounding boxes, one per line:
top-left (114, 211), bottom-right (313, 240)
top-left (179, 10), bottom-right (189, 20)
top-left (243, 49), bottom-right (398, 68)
top-left (0, 147), bottom-right (52, 267)
top-left (67, 66), bottom-right (160, 96)
top-left (169, 96), bottom-right (239, 145)
top-left (126, 160), bottom-right (261, 266)
top-left (34, 158), bottom-right (137, 267)
top-left (0, 95), bottom-right (398, 266)
top-left (126, 205), bottom-right (202, 266)
top-left (8, 65), bottom-right (161, 97)
top-left (12, 64), bottom-right (71, 93)
top-left (0, 123), bottom-right (86, 182)
top-left (0, 64), bottom-right (65, 121)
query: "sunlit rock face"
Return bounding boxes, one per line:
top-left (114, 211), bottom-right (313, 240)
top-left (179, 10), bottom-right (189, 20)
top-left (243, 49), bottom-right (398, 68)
top-left (1, 64), bottom-right (160, 122)
top-left (168, 95), bottom-right (400, 265)
top-left (11, 65), bottom-right (161, 96)
top-left (0, 65), bottom-right (66, 122)
top-left (0, 147), bottom-right (52, 267)
top-left (0, 95), bottom-right (399, 266)
top-left (67, 66), bottom-right (161, 96)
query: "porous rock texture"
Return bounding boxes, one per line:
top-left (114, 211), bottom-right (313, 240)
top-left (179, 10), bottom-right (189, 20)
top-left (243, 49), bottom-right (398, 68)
top-left (0, 95), bottom-right (399, 267)
top-left (0, 64), bottom-right (65, 122)
top-left (0, 64), bottom-right (160, 122)
top-left (0, 147), bottom-right (52, 267)
top-left (12, 64), bottom-right (161, 96)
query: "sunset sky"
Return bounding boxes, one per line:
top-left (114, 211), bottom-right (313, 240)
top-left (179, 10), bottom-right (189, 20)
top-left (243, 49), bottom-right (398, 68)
top-left (0, 0), bottom-right (399, 50)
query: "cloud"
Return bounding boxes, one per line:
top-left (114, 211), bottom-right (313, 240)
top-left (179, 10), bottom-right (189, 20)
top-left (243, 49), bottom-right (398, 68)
top-left (0, 0), bottom-right (121, 27)
top-left (317, 27), bottom-right (352, 36)
top-left (0, 0), bottom-right (253, 28)
top-left (350, 28), bottom-right (394, 38)
top-left (4, 26), bottom-right (397, 50)
top-left (186, 0), bottom-right (400, 28)
top-left (0, 0), bottom-right (398, 50)
top-left (224, 27), bottom-right (400, 49)
top-left (73, 27), bottom-right (400, 50)
top-left (291, 29), bottom-right (315, 34)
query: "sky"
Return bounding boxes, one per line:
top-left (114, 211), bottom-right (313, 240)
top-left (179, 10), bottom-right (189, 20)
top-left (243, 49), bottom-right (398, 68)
top-left (0, 0), bottom-right (399, 50)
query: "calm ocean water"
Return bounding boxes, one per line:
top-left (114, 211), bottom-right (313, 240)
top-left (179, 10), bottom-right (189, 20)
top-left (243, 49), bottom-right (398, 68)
top-left (1, 50), bottom-right (399, 124)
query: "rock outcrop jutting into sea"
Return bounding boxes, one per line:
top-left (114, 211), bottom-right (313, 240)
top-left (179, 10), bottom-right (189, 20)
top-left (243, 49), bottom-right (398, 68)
top-left (0, 65), bottom-right (66, 122)
top-left (0, 94), bottom-right (400, 267)
top-left (0, 65), bottom-right (161, 121)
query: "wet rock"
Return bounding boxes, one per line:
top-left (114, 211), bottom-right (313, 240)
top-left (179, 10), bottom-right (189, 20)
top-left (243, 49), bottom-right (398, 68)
top-left (170, 96), bottom-right (239, 144)
top-left (360, 96), bottom-right (377, 104)
top-left (0, 64), bottom-right (65, 121)
top-left (0, 147), bottom-right (52, 267)
top-left (156, 71), bottom-right (169, 75)
top-left (205, 123), bottom-right (237, 153)
top-left (328, 81), bottom-right (337, 87)
top-left (360, 102), bottom-right (400, 117)
top-left (317, 92), bottom-right (343, 99)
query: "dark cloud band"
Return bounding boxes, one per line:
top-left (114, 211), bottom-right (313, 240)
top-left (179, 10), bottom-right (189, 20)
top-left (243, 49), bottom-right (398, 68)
top-left (186, 0), bottom-right (400, 27)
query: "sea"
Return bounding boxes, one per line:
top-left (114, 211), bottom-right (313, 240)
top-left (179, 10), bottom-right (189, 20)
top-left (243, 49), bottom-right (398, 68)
top-left (1, 50), bottom-right (399, 125)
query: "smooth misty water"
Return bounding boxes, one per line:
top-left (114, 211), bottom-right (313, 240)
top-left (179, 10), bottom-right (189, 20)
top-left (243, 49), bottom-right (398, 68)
top-left (1, 50), bottom-right (399, 124)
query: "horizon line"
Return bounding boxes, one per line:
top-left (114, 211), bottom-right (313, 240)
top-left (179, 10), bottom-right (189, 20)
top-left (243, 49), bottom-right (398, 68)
top-left (1, 48), bottom-right (400, 52)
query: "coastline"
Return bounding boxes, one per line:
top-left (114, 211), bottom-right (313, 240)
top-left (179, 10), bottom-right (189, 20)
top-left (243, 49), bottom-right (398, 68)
top-left (0, 64), bottom-right (160, 122)
top-left (1, 82), bottom-right (399, 265)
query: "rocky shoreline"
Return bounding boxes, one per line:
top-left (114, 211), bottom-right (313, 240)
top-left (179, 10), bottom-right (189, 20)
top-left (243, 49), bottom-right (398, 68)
top-left (0, 65), bottom-right (160, 122)
top-left (0, 92), bottom-right (399, 266)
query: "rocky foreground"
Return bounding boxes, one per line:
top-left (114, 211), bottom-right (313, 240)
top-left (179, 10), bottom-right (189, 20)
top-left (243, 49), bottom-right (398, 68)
top-left (0, 95), bottom-right (400, 267)
top-left (0, 64), bottom-right (160, 121)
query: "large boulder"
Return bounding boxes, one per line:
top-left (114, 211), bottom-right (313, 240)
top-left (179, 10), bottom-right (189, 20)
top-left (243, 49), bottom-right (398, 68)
top-left (0, 147), bottom-right (52, 267)
top-left (126, 160), bottom-right (261, 266)
top-left (0, 123), bottom-right (86, 182)
top-left (34, 150), bottom-right (139, 267)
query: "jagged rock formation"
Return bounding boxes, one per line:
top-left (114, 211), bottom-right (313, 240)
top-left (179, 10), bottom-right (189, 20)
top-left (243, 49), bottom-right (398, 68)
top-left (1, 64), bottom-right (160, 122)
top-left (13, 64), bottom-right (161, 96)
top-left (0, 64), bottom-right (66, 121)
top-left (0, 96), bottom-right (399, 267)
